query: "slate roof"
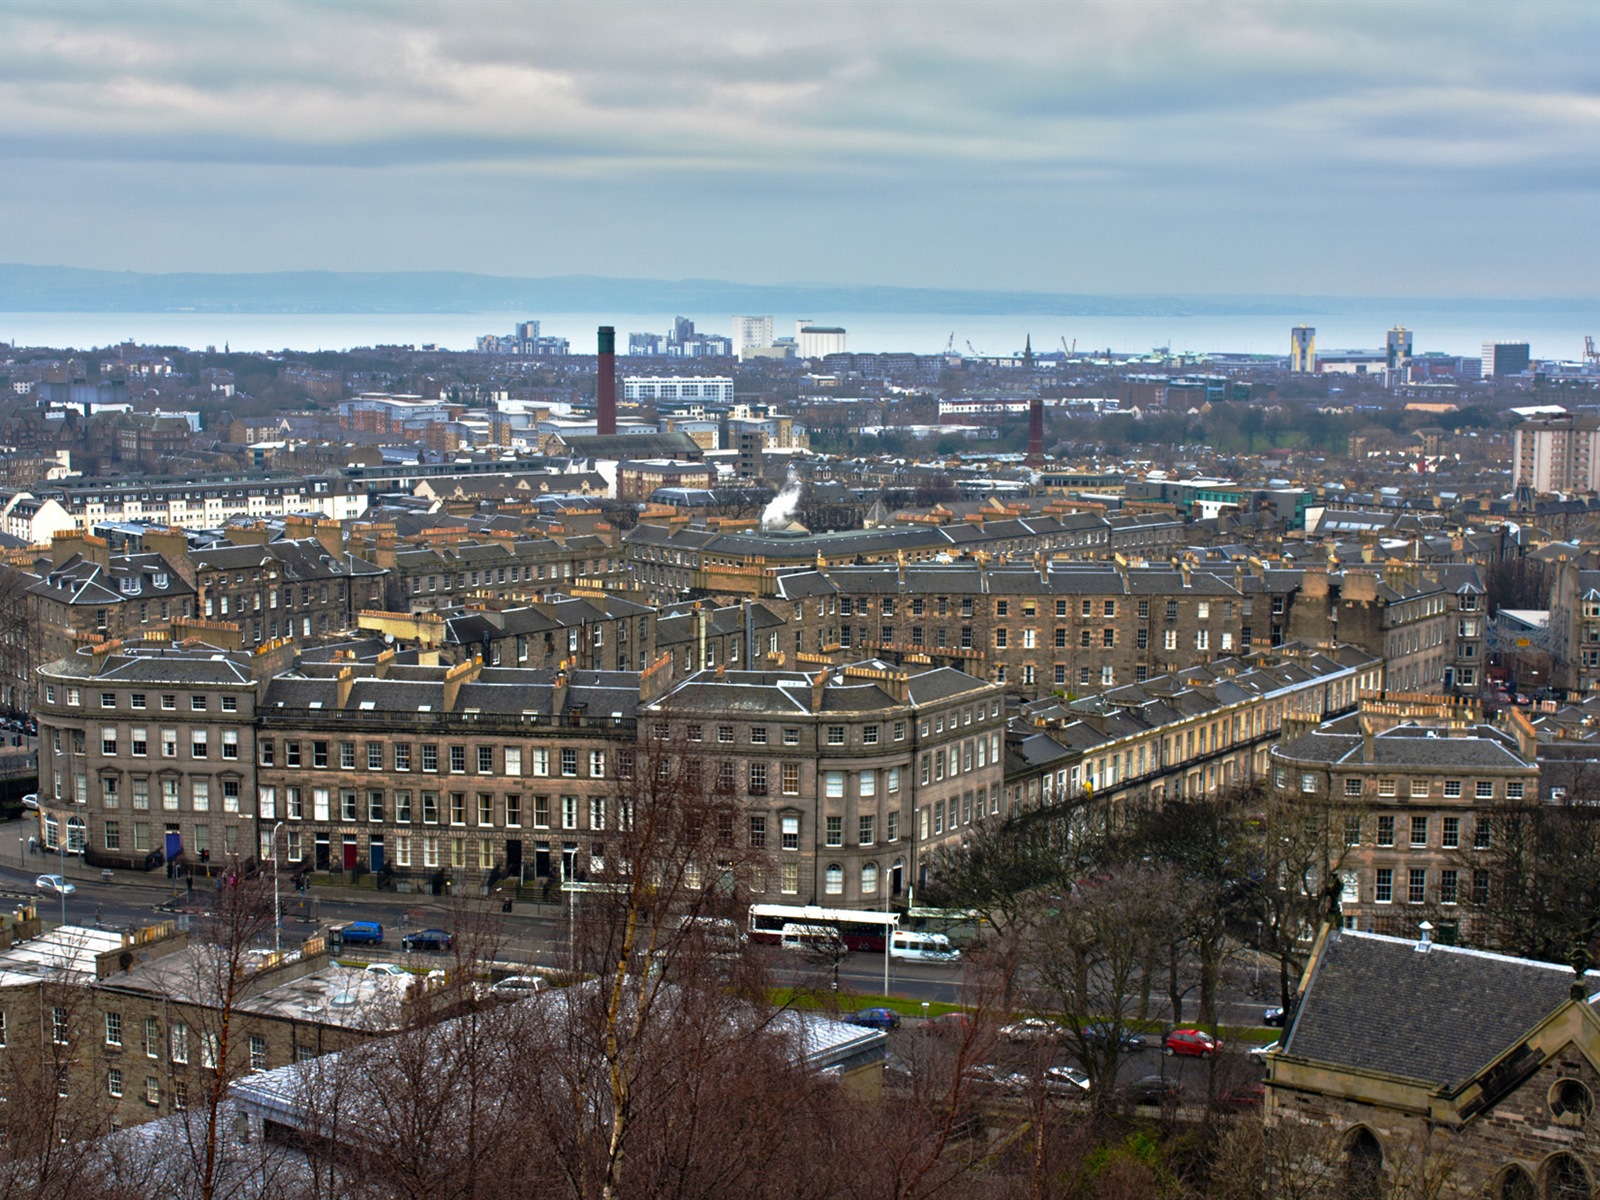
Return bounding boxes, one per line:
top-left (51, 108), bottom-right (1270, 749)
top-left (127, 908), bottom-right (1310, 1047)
top-left (1284, 928), bottom-right (1598, 1090)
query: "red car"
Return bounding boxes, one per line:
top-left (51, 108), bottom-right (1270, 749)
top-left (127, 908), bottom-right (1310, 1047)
top-left (1162, 1028), bottom-right (1222, 1058)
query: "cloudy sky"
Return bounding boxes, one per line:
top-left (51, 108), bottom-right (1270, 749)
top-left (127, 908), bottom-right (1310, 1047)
top-left (2, 0), bottom-right (1597, 297)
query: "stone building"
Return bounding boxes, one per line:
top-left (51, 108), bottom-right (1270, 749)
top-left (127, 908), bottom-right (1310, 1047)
top-left (382, 535), bottom-right (627, 612)
top-left (644, 660), bottom-right (1004, 906)
top-left (1286, 565), bottom-right (1455, 694)
top-left (1269, 695), bottom-right (1540, 944)
top-left (34, 640), bottom-right (277, 870)
top-left (1269, 924), bottom-right (1600, 1198)
top-left (443, 592), bottom-right (658, 673)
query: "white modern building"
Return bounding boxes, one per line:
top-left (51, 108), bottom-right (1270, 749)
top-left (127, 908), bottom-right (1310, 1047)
top-left (797, 322), bottom-right (848, 359)
top-left (622, 376), bottom-right (735, 403)
top-left (732, 315), bottom-right (774, 359)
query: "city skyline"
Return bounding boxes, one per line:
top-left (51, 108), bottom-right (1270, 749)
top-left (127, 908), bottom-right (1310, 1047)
top-left (2, 1), bottom-right (1598, 299)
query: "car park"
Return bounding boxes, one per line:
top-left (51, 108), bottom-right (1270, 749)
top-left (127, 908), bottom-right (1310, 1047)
top-left (1000, 1017), bottom-right (1062, 1043)
top-left (847, 1007), bottom-right (902, 1031)
top-left (402, 928), bottom-right (454, 952)
top-left (1163, 1028), bottom-right (1222, 1058)
top-left (35, 873), bottom-right (74, 895)
top-left (1081, 1022), bottom-right (1145, 1050)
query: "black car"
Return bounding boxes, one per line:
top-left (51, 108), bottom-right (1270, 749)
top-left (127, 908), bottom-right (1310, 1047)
top-left (1263, 1007), bottom-right (1286, 1027)
top-left (402, 928), bottom-right (454, 952)
top-left (1081, 1022), bottom-right (1146, 1050)
top-left (1120, 1075), bottom-right (1183, 1106)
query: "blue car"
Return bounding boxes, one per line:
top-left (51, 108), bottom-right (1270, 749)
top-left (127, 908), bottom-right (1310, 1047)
top-left (847, 1007), bottom-right (902, 1031)
top-left (1081, 1022), bottom-right (1145, 1050)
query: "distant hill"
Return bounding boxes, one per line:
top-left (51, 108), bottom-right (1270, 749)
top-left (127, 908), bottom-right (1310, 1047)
top-left (0, 264), bottom-right (1589, 318)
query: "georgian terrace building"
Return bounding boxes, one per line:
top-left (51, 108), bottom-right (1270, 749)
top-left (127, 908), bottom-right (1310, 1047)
top-left (34, 640), bottom-right (278, 868)
top-left (33, 629), bottom-right (1007, 909)
top-left (1269, 696), bottom-right (1541, 946)
top-left (642, 661), bottom-right (1005, 907)
top-left (1000, 644), bottom-right (1385, 832)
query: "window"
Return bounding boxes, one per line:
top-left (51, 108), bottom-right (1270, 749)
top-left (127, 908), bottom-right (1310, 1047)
top-left (781, 762), bottom-right (800, 795)
top-left (827, 725), bottom-right (845, 746)
top-left (1301, 773), bottom-right (1317, 794)
top-left (561, 796), bottom-right (579, 830)
top-left (170, 1024), bottom-right (188, 1064)
top-left (144, 1017), bottom-right (159, 1058)
top-left (1472, 869), bottom-right (1491, 904)
top-left (750, 726), bottom-right (767, 745)
top-left (1475, 780), bottom-right (1494, 800)
top-left (1377, 816), bottom-right (1395, 847)
top-left (1410, 779), bottom-right (1429, 799)
top-left (781, 815), bottom-right (800, 850)
top-left (783, 727), bottom-right (800, 745)
top-left (1344, 814), bottom-right (1362, 846)
top-left (749, 762), bottom-right (768, 794)
top-left (1408, 868), bottom-right (1427, 905)
top-left (106, 1011), bottom-right (123, 1047)
top-left (1440, 869), bottom-right (1458, 905)
top-left (1344, 778), bottom-right (1362, 797)
top-left (190, 695), bottom-right (206, 712)
top-left (1410, 816), bottom-right (1428, 847)
top-left (1443, 780), bottom-right (1462, 798)
top-left (824, 772), bottom-right (844, 799)
top-left (421, 744), bottom-right (438, 773)
top-left (449, 746), bottom-right (466, 774)
top-left (589, 750), bottom-right (605, 778)
top-left (780, 862), bottom-right (799, 894)
top-left (859, 814), bottom-right (875, 846)
top-left (717, 725), bottom-right (734, 743)
top-left (340, 742), bottom-right (356, 770)
top-left (1378, 779), bottom-right (1396, 798)
top-left (222, 730), bottom-right (238, 760)
top-left (748, 816), bottom-right (766, 847)
top-left (1475, 817), bottom-right (1492, 850)
top-left (560, 748), bottom-right (578, 777)
top-left (826, 816), bottom-right (843, 847)
top-left (250, 1034), bottom-right (267, 1071)
top-left (1442, 816), bottom-right (1459, 849)
top-left (1375, 868), bottom-right (1393, 904)
top-left (173, 1079), bottom-right (188, 1111)
top-left (108, 1068), bottom-right (123, 1098)
top-left (824, 864), bottom-right (843, 895)
top-left (1506, 781), bottom-right (1525, 800)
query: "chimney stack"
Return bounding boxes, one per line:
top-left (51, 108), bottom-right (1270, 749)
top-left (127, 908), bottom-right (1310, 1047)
top-left (1026, 397), bottom-right (1044, 466)
top-left (597, 325), bottom-right (617, 436)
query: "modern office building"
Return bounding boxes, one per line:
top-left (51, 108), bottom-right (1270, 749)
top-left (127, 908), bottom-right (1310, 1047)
top-left (1290, 324), bottom-right (1316, 373)
top-left (1385, 325), bottom-right (1413, 371)
top-left (1482, 341), bottom-right (1531, 379)
top-left (732, 315), bottom-right (774, 359)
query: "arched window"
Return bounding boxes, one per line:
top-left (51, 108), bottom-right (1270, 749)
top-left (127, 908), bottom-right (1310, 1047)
top-left (890, 857), bottom-right (904, 897)
top-left (1342, 1128), bottom-right (1383, 1200)
top-left (824, 864), bottom-right (843, 895)
top-left (861, 862), bottom-right (879, 895)
top-left (1496, 1165), bottom-right (1535, 1200)
top-left (66, 816), bottom-right (86, 854)
top-left (1544, 1153), bottom-right (1591, 1200)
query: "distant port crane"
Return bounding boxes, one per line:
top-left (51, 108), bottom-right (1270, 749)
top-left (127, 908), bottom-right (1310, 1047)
top-left (1586, 335), bottom-right (1598, 365)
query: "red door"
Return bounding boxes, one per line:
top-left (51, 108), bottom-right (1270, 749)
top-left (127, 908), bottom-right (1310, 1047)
top-left (342, 838), bottom-right (358, 870)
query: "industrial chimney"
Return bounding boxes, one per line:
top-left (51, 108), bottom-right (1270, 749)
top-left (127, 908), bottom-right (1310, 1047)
top-left (597, 325), bottom-right (617, 436)
top-left (1026, 396), bottom-right (1044, 466)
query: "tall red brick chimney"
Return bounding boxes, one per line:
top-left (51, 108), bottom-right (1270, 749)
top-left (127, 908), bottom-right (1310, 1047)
top-left (1026, 397), bottom-right (1044, 465)
top-left (597, 325), bottom-right (617, 436)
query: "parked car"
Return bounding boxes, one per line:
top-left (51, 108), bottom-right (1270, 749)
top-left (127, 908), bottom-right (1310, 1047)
top-left (1163, 1028), bottom-right (1223, 1058)
top-left (1121, 1075), bottom-right (1183, 1106)
top-left (1248, 1041), bottom-right (1279, 1065)
top-left (20, 793), bottom-right (38, 810)
top-left (1000, 1017), bottom-right (1062, 1043)
top-left (336, 921), bottom-right (384, 946)
top-left (364, 963), bottom-right (410, 978)
top-left (920, 1011), bottom-right (975, 1037)
top-left (1042, 1065), bottom-right (1091, 1097)
top-left (1215, 1081), bottom-right (1267, 1111)
top-left (35, 873), bottom-right (74, 896)
top-left (1081, 1022), bottom-right (1146, 1050)
top-left (490, 975), bottom-right (548, 999)
top-left (847, 1007), bottom-right (902, 1031)
top-left (1263, 1007), bottom-right (1286, 1027)
top-left (963, 1063), bottom-right (1024, 1095)
top-left (402, 928), bottom-right (454, 952)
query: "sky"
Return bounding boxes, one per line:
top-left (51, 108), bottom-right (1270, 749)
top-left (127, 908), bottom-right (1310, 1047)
top-left (2, 0), bottom-right (1598, 298)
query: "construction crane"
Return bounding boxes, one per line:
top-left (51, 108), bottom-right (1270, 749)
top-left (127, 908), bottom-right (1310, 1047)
top-left (1586, 335), bottom-right (1598, 365)
top-left (967, 339), bottom-right (982, 357)
top-left (944, 331), bottom-right (956, 355)
top-left (1060, 336), bottom-right (1076, 356)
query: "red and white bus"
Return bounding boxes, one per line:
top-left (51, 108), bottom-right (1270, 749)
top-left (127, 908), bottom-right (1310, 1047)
top-left (748, 904), bottom-right (899, 953)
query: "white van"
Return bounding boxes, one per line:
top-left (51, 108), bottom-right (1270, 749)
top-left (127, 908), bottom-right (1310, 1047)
top-left (780, 923), bottom-right (846, 954)
top-left (890, 931), bottom-right (960, 962)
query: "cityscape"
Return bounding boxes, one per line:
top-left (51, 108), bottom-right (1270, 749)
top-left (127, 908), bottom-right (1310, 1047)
top-left (1, 3), bottom-right (1599, 1199)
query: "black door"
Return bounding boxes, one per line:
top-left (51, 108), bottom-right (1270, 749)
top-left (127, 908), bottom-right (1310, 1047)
top-left (534, 843), bottom-right (550, 879)
top-left (505, 839), bottom-right (523, 875)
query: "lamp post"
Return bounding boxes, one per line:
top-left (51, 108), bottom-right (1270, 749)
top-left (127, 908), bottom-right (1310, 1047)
top-left (271, 821), bottom-right (285, 954)
top-left (56, 834), bottom-right (66, 927)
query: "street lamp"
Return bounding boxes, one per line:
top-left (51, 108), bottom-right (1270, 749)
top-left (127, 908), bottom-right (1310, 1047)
top-left (270, 821), bottom-right (285, 954)
top-left (56, 833), bottom-right (66, 927)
